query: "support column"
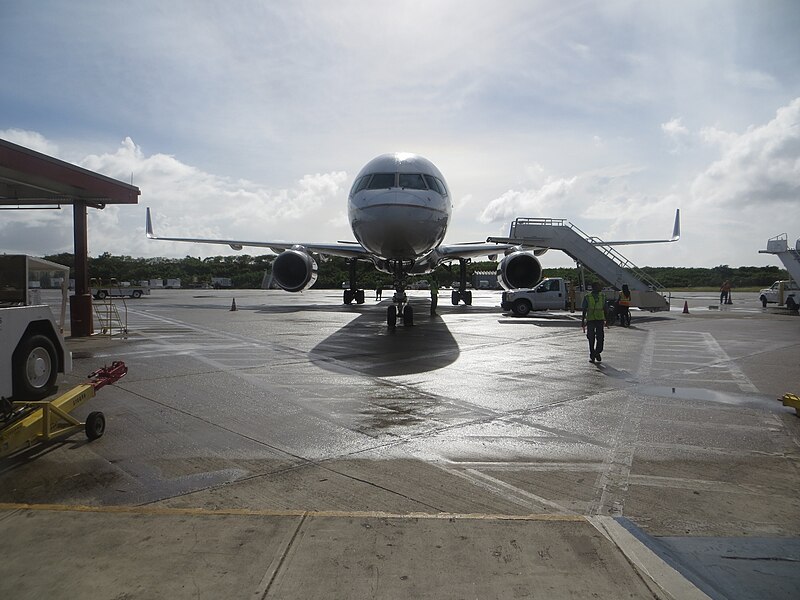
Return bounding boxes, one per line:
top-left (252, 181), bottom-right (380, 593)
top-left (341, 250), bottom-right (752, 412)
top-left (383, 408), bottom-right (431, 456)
top-left (69, 201), bottom-right (93, 337)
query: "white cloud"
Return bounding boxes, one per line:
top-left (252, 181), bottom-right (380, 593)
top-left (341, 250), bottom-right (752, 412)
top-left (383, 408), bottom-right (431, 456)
top-left (1, 128), bottom-right (60, 156)
top-left (661, 117), bottom-right (690, 154)
top-left (691, 97), bottom-right (800, 208)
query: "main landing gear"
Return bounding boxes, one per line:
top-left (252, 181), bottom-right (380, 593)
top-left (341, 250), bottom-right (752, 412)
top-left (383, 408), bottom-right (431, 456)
top-left (451, 259), bottom-right (472, 306)
top-left (343, 259), bottom-right (365, 305)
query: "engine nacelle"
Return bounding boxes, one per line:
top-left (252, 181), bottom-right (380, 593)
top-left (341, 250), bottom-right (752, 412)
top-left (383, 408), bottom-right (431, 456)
top-left (497, 250), bottom-right (542, 291)
top-left (271, 246), bottom-right (318, 292)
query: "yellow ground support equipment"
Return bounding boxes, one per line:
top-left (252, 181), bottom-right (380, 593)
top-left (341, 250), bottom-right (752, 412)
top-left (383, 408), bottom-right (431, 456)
top-left (0, 361), bottom-right (127, 458)
top-left (779, 393), bottom-right (800, 416)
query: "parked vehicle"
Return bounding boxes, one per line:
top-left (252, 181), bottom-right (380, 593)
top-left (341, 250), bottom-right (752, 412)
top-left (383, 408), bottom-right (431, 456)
top-left (759, 280), bottom-right (799, 310)
top-left (1, 255), bottom-right (72, 401)
top-left (501, 278), bottom-right (572, 316)
top-left (91, 281), bottom-right (150, 300)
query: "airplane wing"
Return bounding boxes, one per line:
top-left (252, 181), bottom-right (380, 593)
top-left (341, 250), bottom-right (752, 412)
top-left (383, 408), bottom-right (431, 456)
top-left (146, 207), bottom-right (368, 259)
top-left (436, 242), bottom-right (515, 260)
top-left (591, 209), bottom-right (680, 246)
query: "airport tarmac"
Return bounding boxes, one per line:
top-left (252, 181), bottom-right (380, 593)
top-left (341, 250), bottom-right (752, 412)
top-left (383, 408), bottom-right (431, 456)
top-left (1, 289), bottom-right (799, 599)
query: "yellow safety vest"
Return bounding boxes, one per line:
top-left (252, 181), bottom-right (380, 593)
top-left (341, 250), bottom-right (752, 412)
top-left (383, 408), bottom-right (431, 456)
top-left (586, 293), bottom-right (606, 321)
top-left (618, 292), bottom-right (631, 307)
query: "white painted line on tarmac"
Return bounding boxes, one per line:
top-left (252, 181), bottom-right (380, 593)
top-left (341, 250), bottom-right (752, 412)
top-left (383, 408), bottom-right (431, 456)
top-left (588, 516), bottom-right (713, 600)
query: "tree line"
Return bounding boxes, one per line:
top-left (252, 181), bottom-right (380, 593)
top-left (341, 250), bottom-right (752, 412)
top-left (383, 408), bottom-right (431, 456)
top-left (41, 252), bottom-right (789, 290)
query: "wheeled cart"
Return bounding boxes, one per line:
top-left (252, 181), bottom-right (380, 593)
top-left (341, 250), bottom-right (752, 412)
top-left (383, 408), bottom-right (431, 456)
top-left (0, 362), bottom-right (127, 458)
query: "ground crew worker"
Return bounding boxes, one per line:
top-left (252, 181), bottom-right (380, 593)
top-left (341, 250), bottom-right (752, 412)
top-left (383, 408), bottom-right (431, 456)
top-left (430, 278), bottom-right (439, 315)
top-left (720, 280), bottom-right (731, 304)
top-left (581, 281), bottom-right (609, 363)
top-left (617, 284), bottom-right (631, 326)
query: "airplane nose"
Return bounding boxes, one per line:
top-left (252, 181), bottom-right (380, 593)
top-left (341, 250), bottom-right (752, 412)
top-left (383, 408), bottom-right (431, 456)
top-left (351, 190), bottom-right (449, 259)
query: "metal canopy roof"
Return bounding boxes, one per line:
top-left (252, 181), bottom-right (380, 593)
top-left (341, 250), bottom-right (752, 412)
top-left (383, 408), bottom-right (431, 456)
top-left (0, 138), bottom-right (140, 208)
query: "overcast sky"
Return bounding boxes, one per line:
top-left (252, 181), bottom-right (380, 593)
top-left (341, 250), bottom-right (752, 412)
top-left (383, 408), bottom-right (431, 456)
top-left (2, 0), bottom-right (799, 268)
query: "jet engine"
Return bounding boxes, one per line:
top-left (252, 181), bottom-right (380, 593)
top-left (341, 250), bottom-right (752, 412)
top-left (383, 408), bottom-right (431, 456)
top-left (497, 250), bottom-right (542, 290)
top-left (271, 246), bottom-right (318, 292)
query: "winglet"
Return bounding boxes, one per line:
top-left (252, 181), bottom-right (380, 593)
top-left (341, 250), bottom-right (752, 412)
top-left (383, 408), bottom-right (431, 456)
top-left (670, 208), bottom-right (681, 242)
top-left (590, 208), bottom-right (681, 246)
top-left (146, 207), bottom-right (156, 239)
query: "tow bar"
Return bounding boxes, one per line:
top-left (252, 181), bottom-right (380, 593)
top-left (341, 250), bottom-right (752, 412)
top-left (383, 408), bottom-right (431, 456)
top-left (0, 361), bottom-right (128, 458)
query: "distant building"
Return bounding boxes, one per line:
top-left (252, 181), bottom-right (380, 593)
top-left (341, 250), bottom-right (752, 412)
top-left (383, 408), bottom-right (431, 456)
top-left (212, 277), bottom-right (232, 289)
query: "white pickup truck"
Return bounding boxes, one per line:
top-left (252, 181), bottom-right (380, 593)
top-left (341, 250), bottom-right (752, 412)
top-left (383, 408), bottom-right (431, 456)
top-left (502, 278), bottom-right (573, 316)
top-left (758, 280), bottom-right (798, 310)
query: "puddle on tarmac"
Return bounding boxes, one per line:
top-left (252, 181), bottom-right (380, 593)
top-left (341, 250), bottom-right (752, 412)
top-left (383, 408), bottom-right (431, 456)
top-left (635, 385), bottom-right (779, 411)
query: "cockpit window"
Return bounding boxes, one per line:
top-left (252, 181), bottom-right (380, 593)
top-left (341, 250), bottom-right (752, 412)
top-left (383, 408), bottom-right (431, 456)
top-left (352, 175), bottom-right (371, 195)
top-left (398, 173), bottom-right (427, 190)
top-left (424, 174), bottom-right (447, 196)
top-left (366, 173), bottom-right (396, 189)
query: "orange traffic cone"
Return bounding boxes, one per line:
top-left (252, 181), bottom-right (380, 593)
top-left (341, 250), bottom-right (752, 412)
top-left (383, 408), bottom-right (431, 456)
top-left (682, 300), bottom-right (689, 314)
top-left (230, 298), bottom-right (237, 311)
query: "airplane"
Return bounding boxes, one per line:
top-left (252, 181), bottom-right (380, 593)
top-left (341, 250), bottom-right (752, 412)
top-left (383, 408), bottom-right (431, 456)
top-left (146, 152), bottom-right (679, 329)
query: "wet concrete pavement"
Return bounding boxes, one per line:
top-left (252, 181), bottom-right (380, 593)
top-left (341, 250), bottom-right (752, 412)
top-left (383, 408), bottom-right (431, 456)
top-left (1, 289), bottom-right (798, 598)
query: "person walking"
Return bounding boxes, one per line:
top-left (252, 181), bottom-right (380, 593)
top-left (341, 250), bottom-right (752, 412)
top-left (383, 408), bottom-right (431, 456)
top-left (582, 281), bottom-right (609, 363)
top-left (617, 284), bottom-right (632, 326)
top-left (720, 280), bottom-right (731, 304)
top-left (429, 278), bottom-right (439, 315)
top-left (376, 285), bottom-right (382, 301)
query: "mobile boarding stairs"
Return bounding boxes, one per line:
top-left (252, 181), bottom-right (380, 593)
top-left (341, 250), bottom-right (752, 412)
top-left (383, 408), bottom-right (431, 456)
top-left (759, 233), bottom-right (800, 285)
top-left (489, 217), bottom-right (673, 311)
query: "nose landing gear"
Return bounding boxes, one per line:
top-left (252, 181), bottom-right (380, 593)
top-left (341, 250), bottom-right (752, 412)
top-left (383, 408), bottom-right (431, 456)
top-left (387, 290), bottom-right (413, 330)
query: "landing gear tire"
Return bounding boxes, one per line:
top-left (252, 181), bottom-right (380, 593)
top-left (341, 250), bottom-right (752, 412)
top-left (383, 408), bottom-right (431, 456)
top-left (355, 289), bottom-right (365, 304)
top-left (12, 334), bottom-right (58, 401)
top-left (464, 291), bottom-right (472, 306)
top-left (85, 411), bottom-right (106, 441)
top-left (403, 304), bottom-right (414, 326)
top-left (451, 290), bottom-right (460, 305)
top-left (343, 290), bottom-right (353, 304)
top-left (387, 305), bottom-right (397, 329)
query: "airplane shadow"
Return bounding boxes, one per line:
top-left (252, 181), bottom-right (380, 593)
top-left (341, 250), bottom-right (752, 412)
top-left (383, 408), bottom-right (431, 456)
top-left (307, 303), bottom-right (461, 377)
top-left (241, 299), bottom-right (461, 376)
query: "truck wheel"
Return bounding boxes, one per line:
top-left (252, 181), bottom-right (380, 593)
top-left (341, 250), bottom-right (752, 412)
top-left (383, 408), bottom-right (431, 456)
top-left (131, 290), bottom-right (142, 299)
top-left (787, 297), bottom-right (798, 311)
top-left (85, 411), bottom-right (106, 440)
top-left (760, 295), bottom-right (767, 308)
top-left (512, 299), bottom-right (531, 317)
top-left (12, 334), bottom-right (58, 400)
top-left (96, 290), bottom-right (108, 300)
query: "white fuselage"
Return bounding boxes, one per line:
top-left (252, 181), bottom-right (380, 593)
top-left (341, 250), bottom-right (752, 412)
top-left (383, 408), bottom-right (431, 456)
top-left (348, 153), bottom-right (451, 260)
